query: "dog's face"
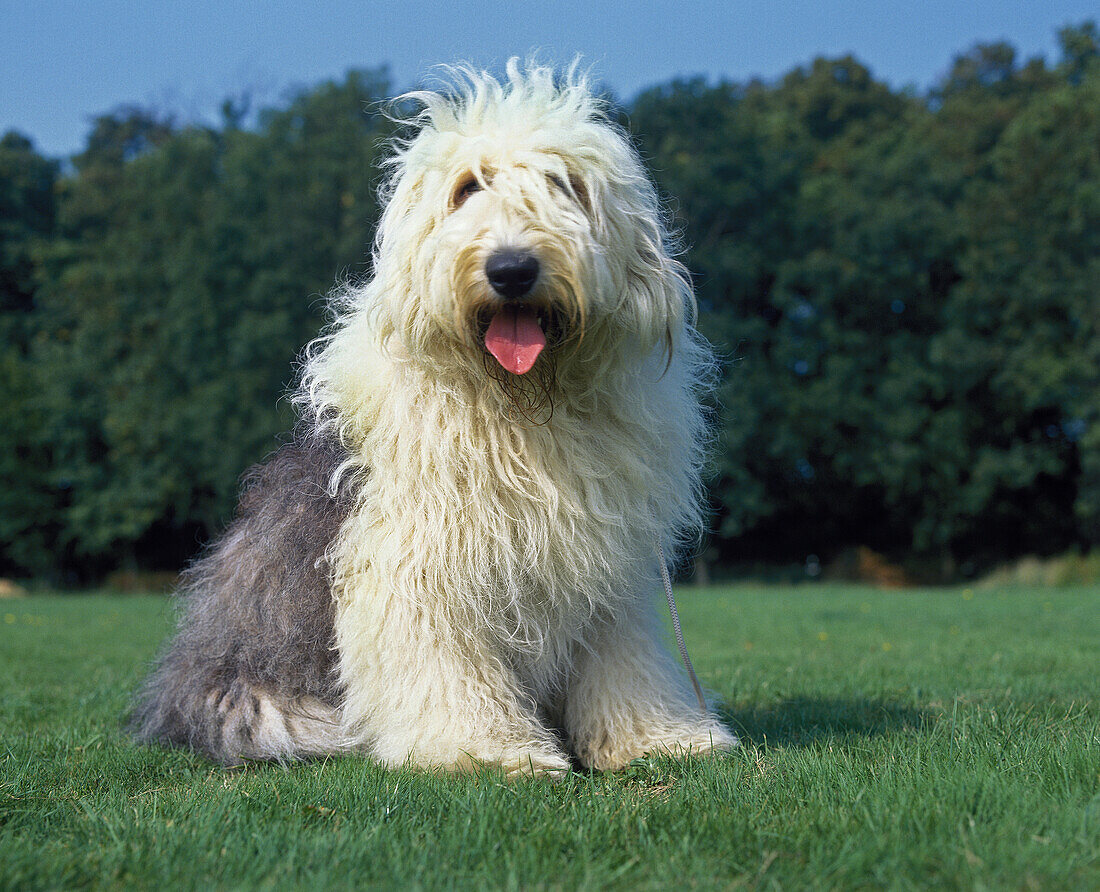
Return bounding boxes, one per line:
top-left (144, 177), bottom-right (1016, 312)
top-left (370, 62), bottom-right (692, 384)
top-left (436, 154), bottom-right (596, 375)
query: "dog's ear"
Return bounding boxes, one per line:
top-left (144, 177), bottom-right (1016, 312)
top-left (600, 185), bottom-right (693, 366)
top-left (581, 133), bottom-right (694, 365)
top-left (629, 245), bottom-right (692, 371)
top-left (377, 164), bottom-right (430, 258)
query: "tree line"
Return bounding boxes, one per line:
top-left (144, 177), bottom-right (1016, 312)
top-left (2, 25), bottom-right (1097, 582)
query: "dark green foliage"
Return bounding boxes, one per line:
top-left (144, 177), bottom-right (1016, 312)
top-left (3, 29), bottom-right (1099, 578)
top-left (0, 133), bottom-right (59, 576)
top-left (630, 24), bottom-right (1100, 571)
top-left (6, 72), bottom-right (393, 578)
top-left (0, 132), bottom-right (57, 327)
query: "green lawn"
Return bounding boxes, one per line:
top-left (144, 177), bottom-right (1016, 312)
top-left (2, 584), bottom-right (1098, 890)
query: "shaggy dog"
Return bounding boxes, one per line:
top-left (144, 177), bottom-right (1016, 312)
top-left (132, 61), bottom-right (737, 776)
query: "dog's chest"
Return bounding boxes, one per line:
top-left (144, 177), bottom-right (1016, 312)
top-left (374, 413), bottom-right (650, 596)
top-left (346, 389), bottom-right (665, 634)
top-left (472, 425), bottom-right (653, 600)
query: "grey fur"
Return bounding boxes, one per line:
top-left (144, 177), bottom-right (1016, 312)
top-left (129, 437), bottom-right (357, 764)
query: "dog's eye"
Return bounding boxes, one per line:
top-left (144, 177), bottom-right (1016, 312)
top-left (567, 174), bottom-right (590, 212)
top-left (549, 172), bottom-right (590, 213)
top-left (453, 176), bottom-right (482, 207)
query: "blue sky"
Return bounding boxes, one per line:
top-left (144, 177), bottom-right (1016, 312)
top-left (2, 0), bottom-right (1095, 158)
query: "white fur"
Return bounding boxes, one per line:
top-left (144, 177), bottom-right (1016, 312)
top-left (299, 60), bottom-right (737, 775)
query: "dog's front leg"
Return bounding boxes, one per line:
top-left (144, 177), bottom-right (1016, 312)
top-left (335, 580), bottom-right (570, 778)
top-left (564, 601), bottom-right (738, 770)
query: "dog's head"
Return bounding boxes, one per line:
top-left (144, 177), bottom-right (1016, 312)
top-left (371, 60), bottom-right (694, 390)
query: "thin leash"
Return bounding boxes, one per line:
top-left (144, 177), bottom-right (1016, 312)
top-left (655, 541), bottom-right (708, 716)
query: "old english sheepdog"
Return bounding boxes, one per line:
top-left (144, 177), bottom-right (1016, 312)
top-left (132, 60), bottom-right (738, 775)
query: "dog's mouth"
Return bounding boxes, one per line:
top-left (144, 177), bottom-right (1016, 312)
top-left (481, 305), bottom-right (558, 375)
top-left (476, 303), bottom-right (569, 424)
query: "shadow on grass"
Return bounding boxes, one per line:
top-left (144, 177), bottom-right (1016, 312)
top-left (719, 697), bottom-right (928, 750)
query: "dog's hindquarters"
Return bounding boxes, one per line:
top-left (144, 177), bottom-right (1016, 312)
top-left (129, 439), bottom-right (356, 764)
top-left (130, 651), bottom-right (347, 764)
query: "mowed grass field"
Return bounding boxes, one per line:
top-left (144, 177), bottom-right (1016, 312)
top-left (2, 584), bottom-right (1098, 890)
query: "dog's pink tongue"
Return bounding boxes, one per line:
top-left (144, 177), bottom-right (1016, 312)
top-left (484, 306), bottom-right (546, 375)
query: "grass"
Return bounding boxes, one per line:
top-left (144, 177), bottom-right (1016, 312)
top-left (2, 584), bottom-right (1098, 890)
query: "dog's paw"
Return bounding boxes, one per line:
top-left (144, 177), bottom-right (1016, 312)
top-left (647, 725), bottom-right (740, 761)
top-left (382, 737), bottom-right (572, 780)
top-left (496, 750), bottom-right (572, 780)
top-left (575, 723), bottom-right (739, 771)
top-left (459, 747), bottom-right (572, 781)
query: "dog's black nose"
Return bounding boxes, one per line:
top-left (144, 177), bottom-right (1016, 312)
top-left (486, 251), bottom-right (540, 299)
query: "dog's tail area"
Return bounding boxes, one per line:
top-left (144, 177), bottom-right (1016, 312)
top-left (129, 652), bottom-right (349, 765)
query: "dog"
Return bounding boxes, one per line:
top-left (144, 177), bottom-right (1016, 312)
top-left (131, 60), bottom-right (738, 776)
